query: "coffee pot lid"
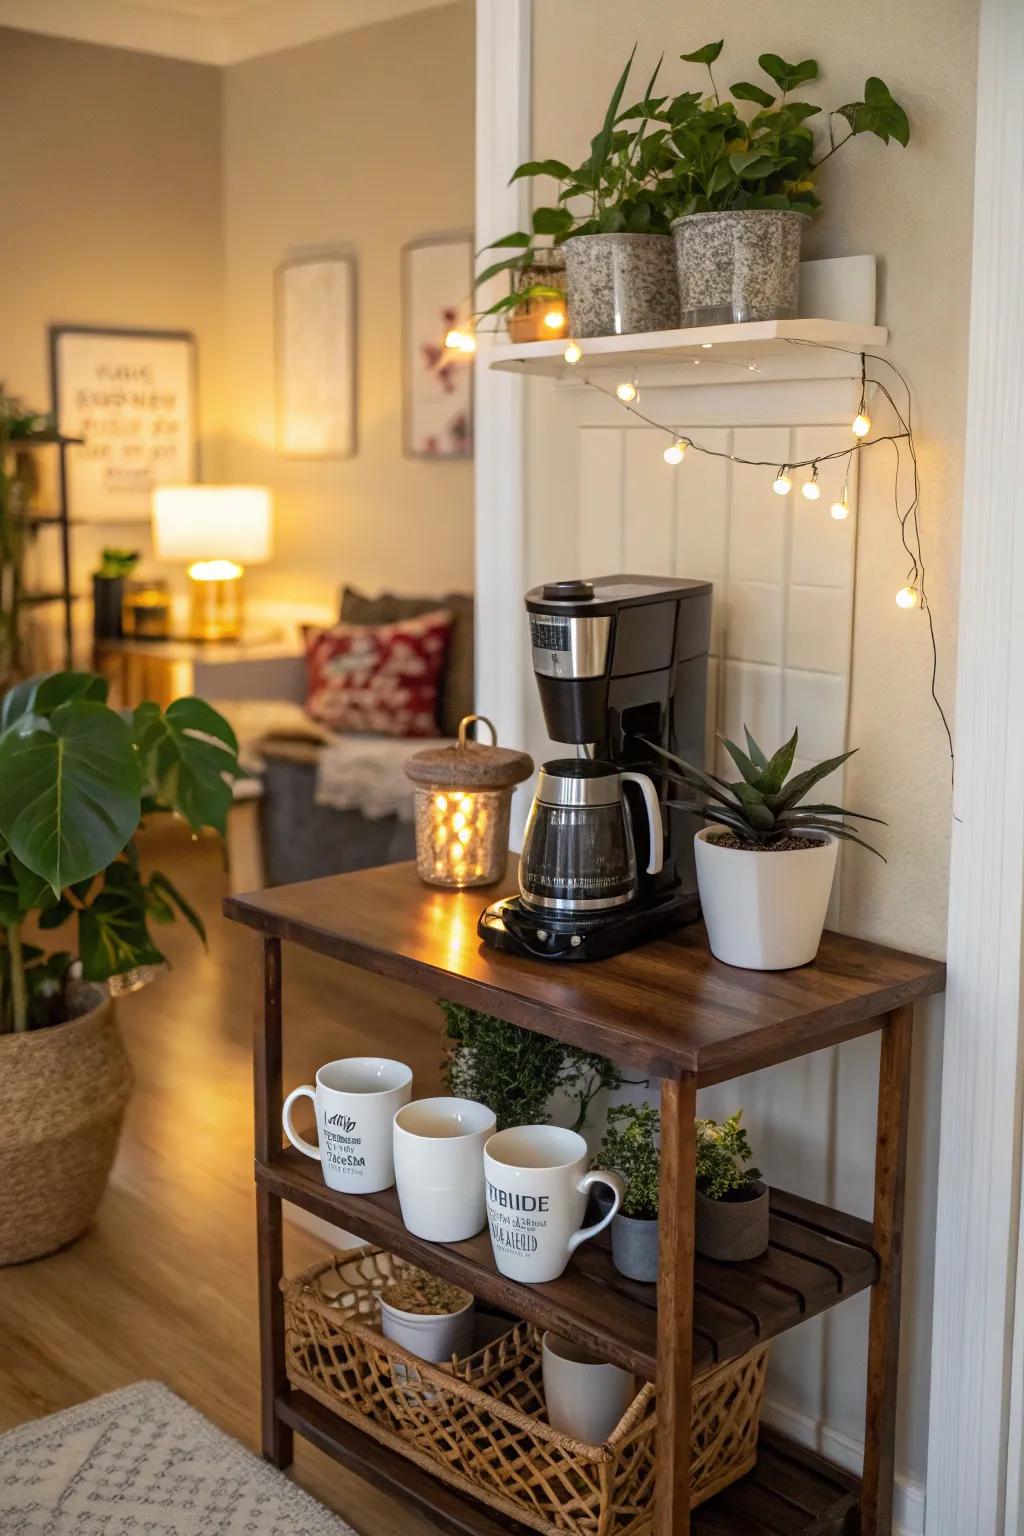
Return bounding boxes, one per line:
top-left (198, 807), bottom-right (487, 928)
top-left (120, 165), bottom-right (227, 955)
top-left (404, 715), bottom-right (534, 790)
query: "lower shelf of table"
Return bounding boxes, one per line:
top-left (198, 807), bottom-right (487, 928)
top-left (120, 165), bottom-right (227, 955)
top-left (278, 1387), bottom-right (860, 1536)
top-left (259, 1148), bottom-right (879, 1382)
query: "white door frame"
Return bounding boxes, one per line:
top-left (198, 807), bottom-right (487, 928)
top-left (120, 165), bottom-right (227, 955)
top-left (472, 4), bottom-right (1024, 1531)
top-left (926, 1), bottom-right (1024, 1532)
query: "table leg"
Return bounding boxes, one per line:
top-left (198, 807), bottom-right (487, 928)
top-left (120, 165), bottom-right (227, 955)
top-left (253, 935), bottom-right (292, 1468)
top-left (655, 1073), bottom-right (698, 1536)
top-left (860, 1003), bottom-right (913, 1534)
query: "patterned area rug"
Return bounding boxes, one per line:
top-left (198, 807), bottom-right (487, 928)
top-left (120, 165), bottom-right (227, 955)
top-left (0, 1380), bottom-right (356, 1534)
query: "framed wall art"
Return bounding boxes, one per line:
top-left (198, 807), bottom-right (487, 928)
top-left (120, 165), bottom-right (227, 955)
top-left (276, 251), bottom-right (357, 458)
top-left (402, 233), bottom-right (474, 460)
top-left (49, 325), bottom-right (197, 524)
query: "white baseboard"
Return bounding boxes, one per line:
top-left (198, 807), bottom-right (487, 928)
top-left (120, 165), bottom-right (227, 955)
top-left (761, 1397), bottom-right (925, 1536)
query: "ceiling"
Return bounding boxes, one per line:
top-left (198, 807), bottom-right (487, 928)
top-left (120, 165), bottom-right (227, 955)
top-left (0, 0), bottom-right (459, 64)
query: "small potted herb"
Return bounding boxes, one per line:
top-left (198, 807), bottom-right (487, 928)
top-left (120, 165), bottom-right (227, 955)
top-left (695, 1111), bottom-right (767, 1262)
top-left (378, 1265), bottom-right (474, 1364)
top-left (595, 1102), bottom-right (661, 1282)
top-left (648, 726), bottom-right (884, 970)
top-left (92, 547), bottom-right (140, 641)
top-left (664, 43), bottom-right (909, 326)
top-left (478, 48), bottom-right (679, 339)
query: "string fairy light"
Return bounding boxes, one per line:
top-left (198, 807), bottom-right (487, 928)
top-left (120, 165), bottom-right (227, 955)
top-left (563, 340), bottom-right (582, 365)
top-left (564, 340), bottom-right (953, 775)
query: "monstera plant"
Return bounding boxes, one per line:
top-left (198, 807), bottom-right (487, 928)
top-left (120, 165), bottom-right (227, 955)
top-left (0, 669), bottom-right (240, 1034)
top-left (0, 669), bottom-right (241, 1266)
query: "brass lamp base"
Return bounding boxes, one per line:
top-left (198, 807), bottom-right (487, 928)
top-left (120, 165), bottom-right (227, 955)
top-left (187, 561), bottom-right (245, 641)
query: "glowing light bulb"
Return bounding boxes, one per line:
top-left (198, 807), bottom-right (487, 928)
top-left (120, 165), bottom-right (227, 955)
top-left (663, 440), bottom-right (687, 466)
top-left (445, 328), bottom-right (464, 349)
top-left (457, 333), bottom-right (476, 354)
top-left (543, 308), bottom-right (567, 331)
top-left (801, 475), bottom-right (821, 502)
top-left (830, 499), bottom-right (850, 521)
top-left (701, 342), bottom-right (713, 350)
top-left (896, 585), bottom-right (920, 609)
top-left (616, 380), bottom-right (637, 403)
top-left (772, 470), bottom-right (792, 496)
top-left (563, 341), bottom-right (582, 364)
top-left (852, 411), bottom-right (871, 439)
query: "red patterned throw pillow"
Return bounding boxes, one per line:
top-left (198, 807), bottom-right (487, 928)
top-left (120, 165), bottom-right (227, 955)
top-left (305, 609), bottom-right (453, 736)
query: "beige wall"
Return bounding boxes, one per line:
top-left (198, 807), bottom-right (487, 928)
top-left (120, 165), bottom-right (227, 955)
top-left (221, 1), bottom-right (475, 629)
top-left (529, 0), bottom-right (978, 1490)
top-left (0, 27), bottom-right (226, 647)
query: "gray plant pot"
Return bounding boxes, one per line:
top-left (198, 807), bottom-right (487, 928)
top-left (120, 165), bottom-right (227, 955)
top-left (670, 210), bottom-right (807, 328)
top-left (563, 233), bottom-right (679, 338)
top-left (611, 1212), bottom-right (659, 1283)
top-left (695, 1180), bottom-right (770, 1262)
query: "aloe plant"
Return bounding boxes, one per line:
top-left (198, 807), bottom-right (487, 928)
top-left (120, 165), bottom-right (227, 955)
top-left (645, 726), bottom-right (884, 856)
top-left (0, 670), bottom-right (240, 1032)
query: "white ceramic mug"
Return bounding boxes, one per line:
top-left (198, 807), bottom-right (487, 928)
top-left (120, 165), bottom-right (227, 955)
top-left (483, 1125), bottom-right (625, 1283)
top-left (541, 1331), bottom-right (636, 1445)
top-left (282, 1057), bottom-right (412, 1193)
top-left (393, 1097), bottom-right (497, 1242)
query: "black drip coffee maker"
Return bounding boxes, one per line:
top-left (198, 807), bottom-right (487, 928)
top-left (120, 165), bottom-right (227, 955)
top-left (479, 575), bottom-right (712, 962)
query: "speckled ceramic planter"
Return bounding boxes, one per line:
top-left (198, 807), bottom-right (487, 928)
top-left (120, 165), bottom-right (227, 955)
top-left (695, 1181), bottom-right (770, 1262)
top-left (563, 233), bottom-right (679, 337)
top-left (611, 1213), bottom-right (659, 1283)
top-left (671, 210), bottom-right (807, 327)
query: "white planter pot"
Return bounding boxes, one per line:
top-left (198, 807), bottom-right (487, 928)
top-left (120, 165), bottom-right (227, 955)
top-left (694, 828), bottom-right (838, 970)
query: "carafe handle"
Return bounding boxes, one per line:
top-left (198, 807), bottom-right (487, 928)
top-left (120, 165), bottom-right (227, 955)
top-left (620, 771), bottom-right (664, 875)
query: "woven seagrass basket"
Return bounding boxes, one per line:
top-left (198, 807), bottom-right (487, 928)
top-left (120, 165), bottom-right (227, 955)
top-left (282, 1248), bottom-right (769, 1536)
top-left (0, 985), bottom-right (130, 1266)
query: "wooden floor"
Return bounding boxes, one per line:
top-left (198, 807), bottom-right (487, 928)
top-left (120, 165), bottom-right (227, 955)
top-left (0, 824), bottom-right (446, 1536)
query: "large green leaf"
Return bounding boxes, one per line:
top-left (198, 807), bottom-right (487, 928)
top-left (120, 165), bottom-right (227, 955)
top-left (0, 670), bottom-right (108, 731)
top-left (838, 77), bottom-right (910, 146)
top-left (681, 40), bottom-right (723, 66)
top-left (758, 54), bottom-right (818, 92)
top-left (591, 45), bottom-right (637, 178)
top-left (133, 696), bottom-right (239, 835)
top-left (509, 159), bottom-right (572, 183)
top-left (731, 80), bottom-right (775, 108)
top-left (78, 861), bottom-right (165, 981)
top-left (531, 205), bottom-right (575, 237)
top-left (0, 700), bottom-right (141, 893)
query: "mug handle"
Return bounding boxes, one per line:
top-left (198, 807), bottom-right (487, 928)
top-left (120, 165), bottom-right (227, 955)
top-left (567, 1169), bottom-right (626, 1254)
top-left (282, 1084), bottom-right (320, 1161)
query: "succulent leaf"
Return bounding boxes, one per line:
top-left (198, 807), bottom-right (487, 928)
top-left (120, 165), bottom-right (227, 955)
top-left (719, 735), bottom-right (763, 785)
top-left (769, 749), bottom-right (857, 811)
top-left (744, 727), bottom-right (769, 770)
top-left (761, 727), bottom-right (798, 794)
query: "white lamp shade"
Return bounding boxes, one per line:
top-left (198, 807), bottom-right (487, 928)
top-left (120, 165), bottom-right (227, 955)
top-left (152, 485), bottom-right (272, 565)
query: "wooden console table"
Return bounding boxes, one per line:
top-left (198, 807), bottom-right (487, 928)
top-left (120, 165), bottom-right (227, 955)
top-left (225, 859), bottom-right (945, 1536)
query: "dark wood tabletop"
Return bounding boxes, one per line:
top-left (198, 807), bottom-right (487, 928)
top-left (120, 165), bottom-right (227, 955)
top-left (225, 859), bottom-right (945, 1083)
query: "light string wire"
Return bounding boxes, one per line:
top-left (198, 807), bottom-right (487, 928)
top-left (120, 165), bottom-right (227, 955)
top-left (571, 339), bottom-right (954, 776)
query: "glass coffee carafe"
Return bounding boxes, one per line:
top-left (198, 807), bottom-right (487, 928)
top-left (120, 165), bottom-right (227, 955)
top-left (518, 759), bottom-right (664, 914)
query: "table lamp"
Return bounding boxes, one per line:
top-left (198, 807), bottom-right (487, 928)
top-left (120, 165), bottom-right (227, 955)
top-left (152, 484), bottom-right (272, 641)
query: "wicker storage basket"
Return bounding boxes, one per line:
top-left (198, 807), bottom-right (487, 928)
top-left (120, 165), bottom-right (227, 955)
top-left (283, 1248), bottom-right (769, 1536)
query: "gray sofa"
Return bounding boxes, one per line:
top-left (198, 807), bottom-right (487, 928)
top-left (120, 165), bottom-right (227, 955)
top-left (259, 586), bottom-right (473, 887)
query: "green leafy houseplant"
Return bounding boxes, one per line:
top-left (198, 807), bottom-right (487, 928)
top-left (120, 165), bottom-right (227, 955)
top-left (695, 1111), bottom-right (761, 1202)
top-left (475, 47), bottom-right (676, 322)
top-left (97, 547), bottom-right (140, 580)
top-left (646, 725), bottom-right (884, 856)
top-left (596, 1102), bottom-right (661, 1221)
top-left (662, 42), bottom-right (909, 217)
top-left (439, 1000), bottom-right (624, 1132)
top-left (0, 669), bottom-right (240, 1033)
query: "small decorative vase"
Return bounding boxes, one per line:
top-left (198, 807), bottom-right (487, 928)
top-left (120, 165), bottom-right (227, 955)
top-left (93, 574), bottom-right (124, 640)
top-left (611, 1212), bottom-right (659, 1283)
top-left (563, 233), bottom-right (679, 337)
top-left (379, 1283), bottom-right (475, 1364)
top-left (671, 209), bottom-right (807, 327)
top-left (695, 827), bottom-right (838, 970)
top-left (695, 1181), bottom-right (770, 1263)
top-left (507, 249), bottom-right (568, 343)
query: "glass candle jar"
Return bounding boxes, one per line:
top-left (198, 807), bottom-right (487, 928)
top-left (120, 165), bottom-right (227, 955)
top-left (405, 715), bottom-right (534, 890)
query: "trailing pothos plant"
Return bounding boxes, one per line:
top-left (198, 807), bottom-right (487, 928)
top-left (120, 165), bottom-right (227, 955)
top-left (474, 46), bottom-right (677, 322)
top-left (661, 41), bottom-right (910, 217)
top-left (0, 670), bottom-right (241, 1034)
top-left (644, 725), bottom-right (885, 856)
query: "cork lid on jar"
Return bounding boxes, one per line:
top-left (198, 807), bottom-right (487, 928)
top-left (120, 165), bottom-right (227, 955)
top-left (404, 715), bottom-right (534, 791)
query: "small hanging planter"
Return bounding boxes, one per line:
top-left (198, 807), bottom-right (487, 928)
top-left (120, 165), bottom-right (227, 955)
top-left (405, 715), bottom-right (533, 889)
